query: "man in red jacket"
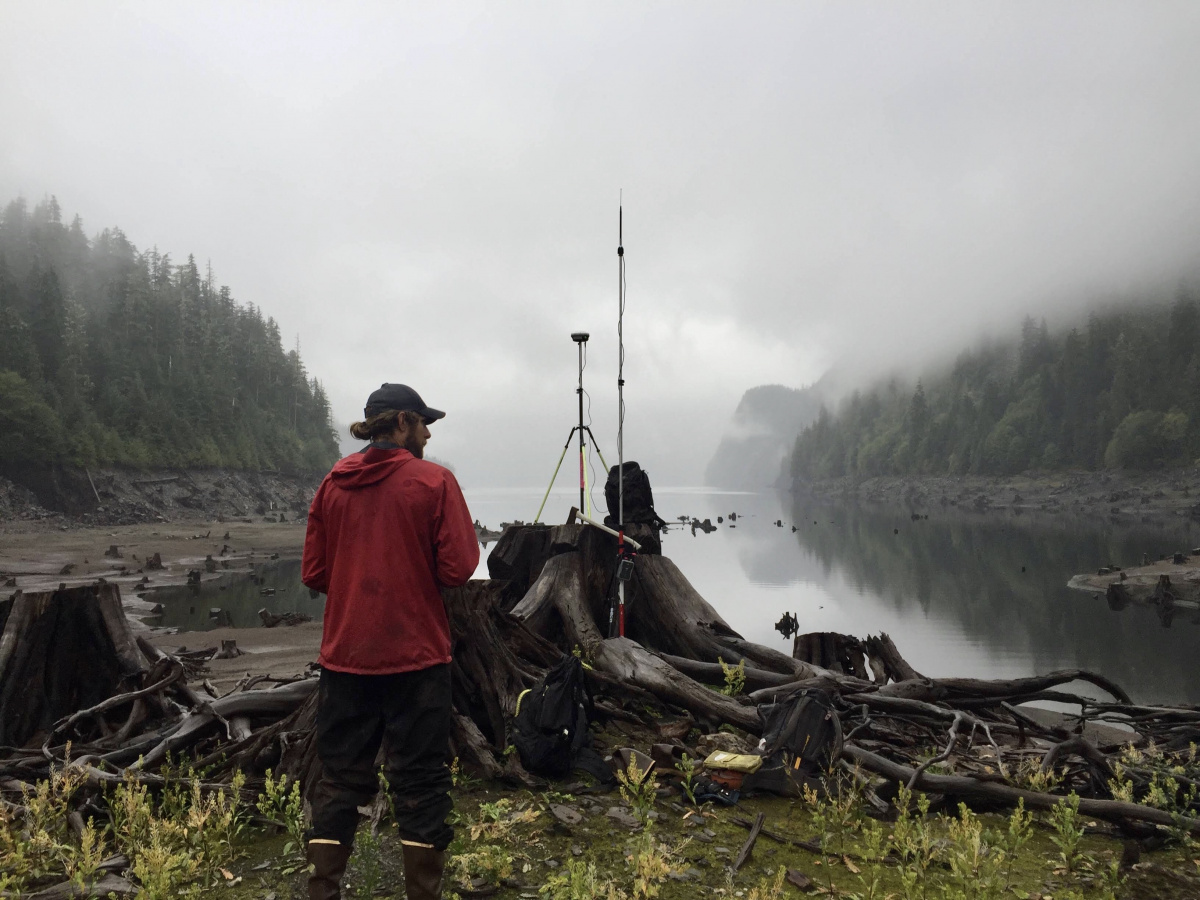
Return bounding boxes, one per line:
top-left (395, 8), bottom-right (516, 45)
top-left (301, 383), bottom-right (480, 900)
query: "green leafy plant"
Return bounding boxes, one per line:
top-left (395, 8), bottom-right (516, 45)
top-left (889, 784), bottom-right (936, 900)
top-left (65, 817), bottom-right (106, 894)
top-left (1013, 756), bottom-right (1064, 794)
top-left (717, 657), bottom-right (746, 696)
top-left (0, 800), bottom-right (30, 894)
top-left (539, 857), bottom-right (623, 900)
top-left (470, 798), bottom-right (540, 841)
top-left (999, 798), bottom-right (1034, 894)
top-left (349, 826), bottom-right (384, 899)
top-left (943, 803), bottom-right (1005, 898)
top-left (450, 756), bottom-right (480, 791)
top-left (674, 754), bottom-right (699, 807)
top-left (1048, 792), bottom-right (1085, 875)
top-left (109, 769), bottom-right (247, 896)
top-left (1096, 855), bottom-right (1127, 900)
top-left (801, 783), bottom-right (836, 895)
top-left (628, 830), bottom-right (677, 899)
top-left (850, 816), bottom-right (886, 900)
top-left (615, 758), bottom-right (659, 826)
top-left (129, 827), bottom-right (201, 900)
top-left (449, 843), bottom-right (515, 891)
top-left (256, 768), bottom-right (305, 854)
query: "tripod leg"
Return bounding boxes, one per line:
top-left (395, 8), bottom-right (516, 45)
top-left (582, 444), bottom-right (590, 518)
top-left (536, 431), bottom-right (577, 523)
top-left (583, 427), bottom-right (610, 473)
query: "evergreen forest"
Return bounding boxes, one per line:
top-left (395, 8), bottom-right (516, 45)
top-left (0, 196), bottom-right (339, 474)
top-left (790, 289), bottom-right (1200, 483)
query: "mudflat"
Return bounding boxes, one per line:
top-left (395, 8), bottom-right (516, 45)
top-left (1, 517), bottom-right (318, 689)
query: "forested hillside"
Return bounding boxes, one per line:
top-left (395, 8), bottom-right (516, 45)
top-left (0, 196), bottom-right (338, 474)
top-left (791, 290), bottom-right (1200, 482)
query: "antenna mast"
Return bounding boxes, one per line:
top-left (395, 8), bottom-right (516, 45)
top-left (617, 199), bottom-right (625, 532)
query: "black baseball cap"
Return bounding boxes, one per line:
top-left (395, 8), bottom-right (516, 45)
top-left (363, 383), bottom-right (446, 421)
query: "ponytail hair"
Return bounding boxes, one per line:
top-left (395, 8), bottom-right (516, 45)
top-left (349, 409), bottom-right (421, 441)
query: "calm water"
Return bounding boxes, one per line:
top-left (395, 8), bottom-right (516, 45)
top-left (152, 486), bottom-right (1200, 705)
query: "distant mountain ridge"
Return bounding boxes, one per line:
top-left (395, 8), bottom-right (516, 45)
top-left (705, 382), bottom-right (829, 489)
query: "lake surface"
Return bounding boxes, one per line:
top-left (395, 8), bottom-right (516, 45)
top-left (155, 485), bottom-right (1200, 706)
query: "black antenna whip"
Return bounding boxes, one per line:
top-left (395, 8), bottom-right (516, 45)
top-left (617, 196), bottom-right (625, 531)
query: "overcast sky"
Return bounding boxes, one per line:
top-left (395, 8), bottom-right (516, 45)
top-left (3, 2), bottom-right (1200, 494)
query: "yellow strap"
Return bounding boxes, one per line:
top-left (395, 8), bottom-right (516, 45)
top-left (401, 839), bottom-right (435, 849)
top-left (514, 688), bottom-right (532, 717)
top-left (308, 839), bottom-right (343, 846)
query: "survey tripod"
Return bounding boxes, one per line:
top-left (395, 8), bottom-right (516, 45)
top-left (535, 332), bottom-right (609, 523)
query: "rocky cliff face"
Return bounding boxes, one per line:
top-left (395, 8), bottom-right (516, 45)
top-left (704, 382), bottom-right (828, 490)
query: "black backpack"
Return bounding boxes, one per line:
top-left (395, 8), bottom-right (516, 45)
top-left (741, 690), bottom-right (843, 797)
top-left (759, 688), bottom-right (843, 774)
top-left (512, 655), bottom-right (592, 777)
top-left (604, 462), bottom-right (667, 530)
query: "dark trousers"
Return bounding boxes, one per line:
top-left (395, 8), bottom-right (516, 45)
top-left (309, 665), bottom-right (454, 851)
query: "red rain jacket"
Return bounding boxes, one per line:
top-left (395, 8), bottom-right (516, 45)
top-left (302, 447), bottom-right (480, 674)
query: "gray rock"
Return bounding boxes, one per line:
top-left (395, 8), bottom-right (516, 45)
top-left (605, 807), bottom-right (642, 829)
top-left (551, 804), bottom-right (583, 826)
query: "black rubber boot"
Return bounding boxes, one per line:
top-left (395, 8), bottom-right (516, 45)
top-left (402, 843), bottom-right (446, 900)
top-left (307, 839), bottom-right (353, 900)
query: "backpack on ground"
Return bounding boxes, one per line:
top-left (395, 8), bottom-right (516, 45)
top-left (742, 689), bottom-right (843, 796)
top-left (604, 462), bottom-right (667, 530)
top-left (512, 655), bottom-right (593, 778)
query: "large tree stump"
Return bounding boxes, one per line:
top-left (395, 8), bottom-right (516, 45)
top-left (509, 547), bottom-right (764, 733)
top-left (0, 584), bottom-right (148, 748)
top-left (444, 579), bottom-right (561, 753)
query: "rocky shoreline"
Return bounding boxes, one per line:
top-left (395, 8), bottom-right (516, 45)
top-left (793, 468), bottom-right (1200, 523)
top-left (0, 466), bottom-right (321, 531)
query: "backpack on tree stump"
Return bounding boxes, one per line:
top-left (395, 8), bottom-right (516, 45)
top-left (512, 655), bottom-right (594, 778)
top-left (604, 462), bottom-right (667, 530)
top-left (742, 689), bottom-right (843, 796)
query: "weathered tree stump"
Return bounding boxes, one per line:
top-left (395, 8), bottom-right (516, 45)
top-left (0, 584), bottom-right (147, 748)
top-left (792, 632), bottom-right (870, 679)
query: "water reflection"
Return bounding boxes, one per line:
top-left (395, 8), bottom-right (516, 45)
top-left (143, 560), bottom-right (325, 631)
top-left (743, 497), bottom-right (1200, 705)
top-left (139, 486), bottom-right (1200, 706)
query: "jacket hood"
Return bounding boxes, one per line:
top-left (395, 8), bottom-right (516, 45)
top-left (330, 447), bottom-right (415, 489)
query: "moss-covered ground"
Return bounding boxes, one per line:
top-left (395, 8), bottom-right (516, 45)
top-left (213, 720), bottom-right (1200, 900)
top-left (219, 784), bottom-right (1200, 900)
top-left (8, 721), bottom-right (1200, 898)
